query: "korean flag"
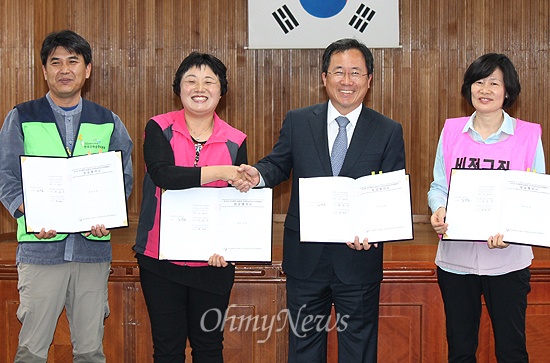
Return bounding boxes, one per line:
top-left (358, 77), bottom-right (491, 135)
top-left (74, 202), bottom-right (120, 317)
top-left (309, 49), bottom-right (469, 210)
top-left (247, 0), bottom-right (400, 49)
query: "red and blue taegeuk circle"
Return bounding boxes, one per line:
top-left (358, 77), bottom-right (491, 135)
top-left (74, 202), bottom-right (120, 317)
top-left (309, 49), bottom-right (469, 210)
top-left (299, 0), bottom-right (347, 18)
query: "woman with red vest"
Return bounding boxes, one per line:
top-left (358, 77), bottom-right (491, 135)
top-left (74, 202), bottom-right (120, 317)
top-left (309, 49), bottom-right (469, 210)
top-left (428, 54), bottom-right (545, 362)
top-left (134, 52), bottom-right (247, 362)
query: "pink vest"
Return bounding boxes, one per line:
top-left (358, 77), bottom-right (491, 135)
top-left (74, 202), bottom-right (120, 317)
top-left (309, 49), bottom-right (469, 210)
top-left (144, 110), bottom-right (246, 267)
top-left (442, 117), bottom-right (539, 185)
top-left (437, 117), bottom-right (540, 275)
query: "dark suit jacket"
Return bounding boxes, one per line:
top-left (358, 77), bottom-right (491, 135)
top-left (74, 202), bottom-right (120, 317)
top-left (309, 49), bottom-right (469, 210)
top-left (255, 102), bottom-right (406, 285)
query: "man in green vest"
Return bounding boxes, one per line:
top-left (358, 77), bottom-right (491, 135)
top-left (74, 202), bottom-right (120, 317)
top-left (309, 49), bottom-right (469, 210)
top-left (0, 29), bottom-right (133, 363)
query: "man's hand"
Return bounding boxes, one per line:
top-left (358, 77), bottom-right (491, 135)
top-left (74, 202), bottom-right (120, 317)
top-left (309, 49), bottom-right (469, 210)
top-left (84, 224), bottom-right (110, 238)
top-left (35, 228), bottom-right (57, 239)
top-left (346, 236), bottom-right (378, 250)
top-left (230, 164), bottom-right (261, 193)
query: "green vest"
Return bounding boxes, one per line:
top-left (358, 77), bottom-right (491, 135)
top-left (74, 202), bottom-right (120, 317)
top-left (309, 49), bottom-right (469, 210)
top-left (15, 97), bottom-right (114, 242)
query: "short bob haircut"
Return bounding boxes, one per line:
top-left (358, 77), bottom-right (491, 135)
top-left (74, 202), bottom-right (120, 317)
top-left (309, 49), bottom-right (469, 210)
top-left (322, 38), bottom-right (374, 76)
top-left (461, 53), bottom-right (521, 110)
top-left (40, 29), bottom-right (92, 66)
top-left (172, 52), bottom-right (228, 97)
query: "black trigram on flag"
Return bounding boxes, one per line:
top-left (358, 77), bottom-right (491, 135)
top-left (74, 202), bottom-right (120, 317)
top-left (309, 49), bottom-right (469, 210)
top-left (349, 4), bottom-right (376, 33)
top-left (272, 5), bottom-right (299, 34)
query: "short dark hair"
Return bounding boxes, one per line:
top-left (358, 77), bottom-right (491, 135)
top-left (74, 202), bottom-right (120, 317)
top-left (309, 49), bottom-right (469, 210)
top-left (172, 52), bottom-right (228, 97)
top-left (40, 30), bottom-right (92, 66)
top-left (322, 38), bottom-right (374, 75)
top-left (461, 53), bottom-right (521, 109)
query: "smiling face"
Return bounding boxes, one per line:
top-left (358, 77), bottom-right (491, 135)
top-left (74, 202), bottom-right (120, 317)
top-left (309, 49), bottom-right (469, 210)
top-left (179, 65), bottom-right (222, 118)
top-left (42, 46), bottom-right (91, 107)
top-left (470, 68), bottom-right (506, 115)
top-left (321, 48), bottom-right (372, 115)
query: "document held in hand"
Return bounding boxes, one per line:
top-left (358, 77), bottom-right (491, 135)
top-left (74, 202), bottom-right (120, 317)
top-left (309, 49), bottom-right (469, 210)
top-left (299, 169), bottom-right (413, 243)
top-left (443, 168), bottom-right (550, 247)
top-left (20, 151), bottom-right (129, 234)
top-left (159, 187), bottom-right (273, 262)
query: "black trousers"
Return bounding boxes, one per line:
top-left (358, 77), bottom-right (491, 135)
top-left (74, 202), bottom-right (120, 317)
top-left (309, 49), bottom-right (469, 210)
top-left (140, 266), bottom-right (231, 363)
top-left (437, 267), bottom-right (531, 363)
top-left (286, 246), bottom-right (381, 363)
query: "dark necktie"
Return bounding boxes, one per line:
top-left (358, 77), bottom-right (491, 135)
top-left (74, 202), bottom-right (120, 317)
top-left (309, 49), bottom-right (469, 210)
top-left (331, 116), bottom-right (350, 176)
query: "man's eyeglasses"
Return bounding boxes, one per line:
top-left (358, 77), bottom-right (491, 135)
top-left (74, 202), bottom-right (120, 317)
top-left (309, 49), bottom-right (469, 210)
top-left (326, 70), bottom-right (368, 80)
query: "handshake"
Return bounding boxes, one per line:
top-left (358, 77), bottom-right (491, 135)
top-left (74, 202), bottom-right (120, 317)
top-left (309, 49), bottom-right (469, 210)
top-left (223, 164), bottom-right (260, 193)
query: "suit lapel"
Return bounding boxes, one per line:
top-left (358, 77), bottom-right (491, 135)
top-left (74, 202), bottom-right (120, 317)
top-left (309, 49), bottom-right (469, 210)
top-left (308, 103), bottom-right (333, 176)
top-left (340, 106), bottom-right (376, 175)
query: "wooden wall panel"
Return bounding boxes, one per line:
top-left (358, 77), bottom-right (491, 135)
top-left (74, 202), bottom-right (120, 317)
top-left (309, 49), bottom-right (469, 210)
top-left (1, 0), bottom-right (550, 235)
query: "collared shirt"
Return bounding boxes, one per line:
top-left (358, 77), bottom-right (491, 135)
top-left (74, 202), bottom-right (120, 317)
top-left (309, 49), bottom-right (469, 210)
top-left (257, 102), bottom-right (363, 187)
top-left (428, 110), bottom-right (544, 275)
top-left (428, 110), bottom-right (546, 213)
top-left (0, 93), bottom-right (133, 264)
top-left (326, 100), bottom-right (362, 154)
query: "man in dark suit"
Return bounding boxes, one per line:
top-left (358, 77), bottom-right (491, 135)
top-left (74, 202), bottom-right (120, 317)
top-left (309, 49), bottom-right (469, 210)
top-left (236, 38), bottom-right (405, 363)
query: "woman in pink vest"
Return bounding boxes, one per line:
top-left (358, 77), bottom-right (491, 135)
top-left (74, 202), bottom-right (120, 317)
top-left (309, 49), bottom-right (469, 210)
top-left (428, 53), bottom-right (545, 362)
top-left (134, 52), bottom-right (247, 362)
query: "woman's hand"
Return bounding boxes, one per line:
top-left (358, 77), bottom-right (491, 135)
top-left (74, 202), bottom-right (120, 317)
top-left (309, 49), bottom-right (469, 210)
top-left (208, 253), bottom-right (230, 267)
top-left (202, 165), bottom-right (250, 187)
top-left (231, 164), bottom-right (261, 193)
top-left (487, 233), bottom-right (509, 249)
top-left (430, 207), bottom-right (448, 235)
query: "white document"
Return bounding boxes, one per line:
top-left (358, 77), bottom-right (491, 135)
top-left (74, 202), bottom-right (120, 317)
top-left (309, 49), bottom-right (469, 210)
top-left (299, 169), bottom-right (413, 243)
top-left (443, 168), bottom-right (550, 247)
top-left (159, 187), bottom-right (273, 262)
top-left (20, 151), bottom-right (129, 233)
